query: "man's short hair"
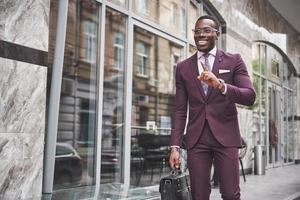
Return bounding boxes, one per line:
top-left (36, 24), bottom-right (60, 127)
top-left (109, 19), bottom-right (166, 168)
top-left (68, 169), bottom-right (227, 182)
top-left (196, 15), bottom-right (220, 30)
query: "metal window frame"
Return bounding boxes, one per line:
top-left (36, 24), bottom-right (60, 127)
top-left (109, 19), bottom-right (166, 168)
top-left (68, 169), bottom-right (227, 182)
top-left (253, 43), bottom-right (295, 169)
top-left (43, 0), bottom-right (69, 194)
top-left (46, 0), bottom-right (231, 195)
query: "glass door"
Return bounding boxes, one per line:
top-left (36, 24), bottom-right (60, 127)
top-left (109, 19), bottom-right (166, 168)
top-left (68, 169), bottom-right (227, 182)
top-left (283, 88), bottom-right (294, 164)
top-left (287, 90), bottom-right (294, 163)
top-left (267, 83), bottom-right (282, 168)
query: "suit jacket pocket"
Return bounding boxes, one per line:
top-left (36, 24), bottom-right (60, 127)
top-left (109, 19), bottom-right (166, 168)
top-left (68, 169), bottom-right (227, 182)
top-left (217, 72), bottom-right (233, 83)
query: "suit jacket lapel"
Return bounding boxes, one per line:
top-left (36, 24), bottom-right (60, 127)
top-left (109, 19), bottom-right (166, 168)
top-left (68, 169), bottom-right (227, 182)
top-left (189, 53), bottom-right (206, 99)
top-left (206, 49), bottom-right (223, 99)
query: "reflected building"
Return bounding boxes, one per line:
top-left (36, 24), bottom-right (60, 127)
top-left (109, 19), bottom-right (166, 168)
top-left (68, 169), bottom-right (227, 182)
top-left (1, 0), bottom-right (300, 199)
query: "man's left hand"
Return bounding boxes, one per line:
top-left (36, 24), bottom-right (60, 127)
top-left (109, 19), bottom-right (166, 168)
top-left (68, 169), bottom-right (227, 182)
top-left (197, 61), bottom-right (220, 88)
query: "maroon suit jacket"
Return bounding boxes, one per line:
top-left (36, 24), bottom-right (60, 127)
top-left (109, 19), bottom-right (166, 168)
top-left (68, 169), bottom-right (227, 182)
top-left (170, 49), bottom-right (256, 150)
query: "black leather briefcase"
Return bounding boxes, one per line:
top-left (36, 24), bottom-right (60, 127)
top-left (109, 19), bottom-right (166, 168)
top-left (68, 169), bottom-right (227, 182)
top-left (159, 170), bottom-right (192, 200)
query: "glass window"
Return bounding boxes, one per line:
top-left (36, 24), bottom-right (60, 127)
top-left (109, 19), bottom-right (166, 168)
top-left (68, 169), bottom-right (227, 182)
top-left (131, 26), bottom-right (183, 186)
top-left (172, 54), bottom-right (180, 92)
top-left (271, 59), bottom-right (280, 77)
top-left (100, 8), bottom-right (126, 188)
top-left (287, 90), bottom-right (294, 162)
top-left (261, 78), bottom-right (267, 145)
top-left (137, 0), bottom-right (148, 14)
top-left (188, 1), bottom-right (198, 44)
top-left (53, 0), bottom-right (100, 189)
top-left (253, 43), bottom-right (295, 166)
top-left (252, 44), bottom-right (259, 73)
top-left (82, 21), bottom-right (97, 62)
top-left (180, 7), bottom-right (186, 32)
top-left (266, 47), bottom-right (282, 83)
top-left (133, 0), bottom-right (186, 38)
top-left (260, 44), bottom-right (267, 75)
top-left (170, 3), bottom-right (177, 25)
top-left (283, 89), bottom-right (288, 163)
top-left (136, 42), bottom-right (149, 76)
top-left (252, 74), bottom-right (260, 145)
top-left (107, 0), bottom-right (128, 8)
top-left (114, 32), bottom-right (125, 70)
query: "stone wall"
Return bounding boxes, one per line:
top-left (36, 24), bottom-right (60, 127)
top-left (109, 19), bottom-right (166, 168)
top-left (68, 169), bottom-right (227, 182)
top-left (0, 0), bottom-right (49, 199)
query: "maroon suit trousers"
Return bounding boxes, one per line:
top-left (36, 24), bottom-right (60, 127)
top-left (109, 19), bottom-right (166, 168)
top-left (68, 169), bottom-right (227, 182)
top-left (187, 121), bottom-right (241, 200)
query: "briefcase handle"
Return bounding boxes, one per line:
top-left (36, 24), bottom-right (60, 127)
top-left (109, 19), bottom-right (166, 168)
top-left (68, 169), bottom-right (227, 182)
top-left (170, 169), bottom-right (182, 176)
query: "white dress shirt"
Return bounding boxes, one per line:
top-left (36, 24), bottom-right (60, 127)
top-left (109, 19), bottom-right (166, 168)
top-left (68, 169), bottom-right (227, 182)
top-left (197, 46), bottom-right (227, 94)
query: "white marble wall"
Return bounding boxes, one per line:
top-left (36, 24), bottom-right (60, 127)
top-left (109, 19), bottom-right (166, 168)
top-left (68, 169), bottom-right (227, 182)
top-left (0, 58), bottom-right (47, 200)
top-left (0, 0), bottom-right (49, 199)
top-left (0, 0), bottom-right (49, 51)
top-left (0, 58), bottom-right (47, 133)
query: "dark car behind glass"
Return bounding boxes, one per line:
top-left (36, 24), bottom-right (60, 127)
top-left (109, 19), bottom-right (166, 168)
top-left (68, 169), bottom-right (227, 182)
top-left (54, 142), bottom-right (83, 188)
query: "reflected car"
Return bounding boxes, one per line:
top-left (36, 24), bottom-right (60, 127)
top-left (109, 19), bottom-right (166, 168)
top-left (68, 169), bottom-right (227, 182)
top-left (54, 142), bottom-right (83, 187)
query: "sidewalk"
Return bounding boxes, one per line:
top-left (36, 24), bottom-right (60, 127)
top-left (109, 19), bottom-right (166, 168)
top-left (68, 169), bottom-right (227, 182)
top-left (50, 164), bottom-right (300, 200)
top-left (210, 164), bottom-right (300, 200)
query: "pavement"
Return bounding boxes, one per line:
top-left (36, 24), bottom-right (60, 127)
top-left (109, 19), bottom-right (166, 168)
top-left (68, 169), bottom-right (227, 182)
top-left (49, 164), bottom-right (300, 200)
top-left (210, 164), bottom-right (300, 200)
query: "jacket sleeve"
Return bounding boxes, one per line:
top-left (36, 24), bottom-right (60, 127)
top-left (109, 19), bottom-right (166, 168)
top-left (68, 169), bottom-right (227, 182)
top-left (170, 64), bottom-right (188, 147)
top-left (225, 54), bottom-right (256, 106)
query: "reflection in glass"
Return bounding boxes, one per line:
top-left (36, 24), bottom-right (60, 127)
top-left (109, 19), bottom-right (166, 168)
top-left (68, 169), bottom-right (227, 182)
top-left (252, 75), bottom-right (260, 145)
top-left (268, 87), bottom-right (281, 165)
top-left (133, 0), bottom-right (186, 37)
top-left (274, 90), bottom-right (281, 163)
top-left (260, 44), bottom-right (267, 75)
top-left (261, 78), bottom-right (267, 145)
top-left (188, 1), bottom-right (198, 44)
top-left (100, 8), bottom-right (126, 186)
top-left (114, 32), bottom-right (125, 70)
top-left (131, 26), bottom-right (183, 186)
top-left (136, 42), bottom-right (149, 76)
top-left (51, 0), bottom-right (100, 189)
top-left (287, 90), bottom-right (294, 162)
top-left (252, 44), bottom-right (259, 72)
top-left (107, 0), bottom-right (128, 8)
top-left (252, 42), bottom-right (295, 167)
top-left (283, 89), bottom-right (288, 163)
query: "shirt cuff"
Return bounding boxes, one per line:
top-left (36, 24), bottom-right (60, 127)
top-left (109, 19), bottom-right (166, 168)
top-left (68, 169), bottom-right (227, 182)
top-left (222, 83), bottom-right (227, 95)
top-left (170, 145), bottom-right (180, 149)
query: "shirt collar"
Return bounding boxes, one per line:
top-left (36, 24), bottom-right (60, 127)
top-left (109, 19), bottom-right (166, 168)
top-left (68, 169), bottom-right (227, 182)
top-left (197, 46), bottom-right (217, 59)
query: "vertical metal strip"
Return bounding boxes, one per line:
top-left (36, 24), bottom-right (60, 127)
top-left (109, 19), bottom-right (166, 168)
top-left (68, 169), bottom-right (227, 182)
top-left (94, 2), bottom-right (106, 198)
top-left (185, 0), bottom-right (189, 58)
top-left (123, 0), bottom-right (133, 194)
top-left (42, 0), bottom-right (69, 194)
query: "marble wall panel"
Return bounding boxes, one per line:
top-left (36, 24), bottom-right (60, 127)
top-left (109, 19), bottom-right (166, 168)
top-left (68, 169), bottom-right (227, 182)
top-left (0, 57), bottom-right (47, 134)
top-left (0, 133), bottom-right (44, 200)
top-left (0, 0), bottom-right (50, 51)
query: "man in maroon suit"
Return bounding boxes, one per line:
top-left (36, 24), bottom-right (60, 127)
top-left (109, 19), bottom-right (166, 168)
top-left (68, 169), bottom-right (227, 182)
top-left (169, 15), bottom-right (256, 200)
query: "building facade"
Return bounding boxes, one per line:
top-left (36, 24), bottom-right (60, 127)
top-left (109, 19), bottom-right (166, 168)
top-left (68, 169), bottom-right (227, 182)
top-left (0, 0), bottom-right (299, 199)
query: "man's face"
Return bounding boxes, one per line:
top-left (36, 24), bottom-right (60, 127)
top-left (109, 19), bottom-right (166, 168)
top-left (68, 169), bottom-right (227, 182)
top-left (194, 19), bottom-right (219, 53)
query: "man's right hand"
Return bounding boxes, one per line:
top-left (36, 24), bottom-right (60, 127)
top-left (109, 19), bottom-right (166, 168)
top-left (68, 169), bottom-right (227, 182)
top-left (169, 147), bottom-right (181, 169)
